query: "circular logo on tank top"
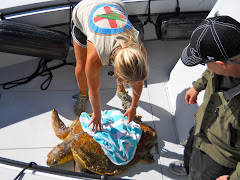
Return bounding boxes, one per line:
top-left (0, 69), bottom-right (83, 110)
top-left (89, 3), bottom-right (132, 35)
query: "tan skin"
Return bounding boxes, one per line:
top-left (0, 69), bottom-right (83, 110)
top-left (74, 38), bottom-right (147, 134)
top-left (185, 59), bottom-right (240, 180)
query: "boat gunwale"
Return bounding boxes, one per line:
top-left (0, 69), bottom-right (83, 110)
top-left (0, 156), bottom-right (125, 180)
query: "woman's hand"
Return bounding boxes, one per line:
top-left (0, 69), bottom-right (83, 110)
top-left (123, 106), bottom-right (137, 124)
top-left (185, 87), bottom-right (199, 104)
top-left (88, 113), bottom-right (102, 134)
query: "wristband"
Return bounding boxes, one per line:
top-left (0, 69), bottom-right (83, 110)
top-left (131, 105), bottom-right (138, 109)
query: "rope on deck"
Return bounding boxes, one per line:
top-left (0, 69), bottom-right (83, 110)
top-left (0, 58), bottom-right (75, 90)
top-left (14, 161), bottom-right (37, 180)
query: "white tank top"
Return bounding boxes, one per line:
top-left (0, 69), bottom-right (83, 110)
top-left (72, 0), bottom-right (139, 65)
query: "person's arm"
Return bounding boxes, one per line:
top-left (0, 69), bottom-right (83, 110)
top-left (85, 41), bottom-right (102, 133)
top-left (123, 38), bottom-right (147, 123)
top-left (186, 68), bottom-right (212, 104)
top-left (192, 68), bottom-right (212, 92)
top-left (123, 81), bottom-right (143, 123)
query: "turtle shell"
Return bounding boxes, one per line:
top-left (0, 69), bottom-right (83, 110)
top-left (47, 109), bottom-right (157, 176)
top-left (71, 118), bottom-right (157, 175)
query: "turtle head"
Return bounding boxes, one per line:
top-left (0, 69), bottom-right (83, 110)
top-left (46, 150), bottom-right (62, 166)
top-left (46, 158), bottom-right (59, 166)
top-left (46, 143), bottom-right (73, 167)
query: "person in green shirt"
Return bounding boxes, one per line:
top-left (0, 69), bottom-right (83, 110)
top-left (169, 16), bottom-right (240, 180)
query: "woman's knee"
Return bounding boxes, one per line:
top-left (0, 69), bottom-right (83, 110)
top-left (75, 63), bottom-right (86, 75)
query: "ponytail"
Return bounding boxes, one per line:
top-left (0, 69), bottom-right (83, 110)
top-left (114, 30), bottom-right (149, 84)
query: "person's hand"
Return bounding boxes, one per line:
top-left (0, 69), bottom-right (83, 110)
top-left (88, 113), bottom-right (101, 134)
top-left (216, 175), bottom-right (229, 180)
top-left (185, 87), bottom-right (199, 104)
top-left (123, 106), bottom-right (137, 124)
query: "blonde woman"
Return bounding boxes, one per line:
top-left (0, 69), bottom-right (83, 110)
top-left (72, 0), bottom-right (149, 133)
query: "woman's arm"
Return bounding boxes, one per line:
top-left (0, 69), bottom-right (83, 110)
top-left (85, 41), bottom-right (102, 133)
top-left (123, 38), bottom-right (147, 123)
top-left (123, 81), bottom-right (143, 123)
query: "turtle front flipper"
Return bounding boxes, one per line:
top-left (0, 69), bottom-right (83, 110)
top-left (47, 138), bottom-right (73, 167)
top-left (51, 109), bottom-right (70, 140)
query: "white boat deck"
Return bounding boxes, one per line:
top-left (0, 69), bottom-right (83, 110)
top-left (0, 39), bottom-right (189, 180)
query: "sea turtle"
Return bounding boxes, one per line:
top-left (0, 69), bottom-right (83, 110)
top-left (47, 109), bottom-right (157, 175)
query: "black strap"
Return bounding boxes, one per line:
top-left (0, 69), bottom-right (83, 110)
top-left (0, 13), bottom-right (5, 20)
top-left (223, 84), bottom-right (240, 101)
top-left (176, 0), bottom-right (181, 15)
top-left (143, 0), bottom-right (156, 26)
top-left (0, 58), bottom-right (75, 90)
top-left (14, 162), bottom-right (37, 180)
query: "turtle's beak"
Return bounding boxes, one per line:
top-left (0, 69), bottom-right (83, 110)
top-left (46, 159), bottom-right (58, 166)
top-left (46, 151), bottom-right (60, 167)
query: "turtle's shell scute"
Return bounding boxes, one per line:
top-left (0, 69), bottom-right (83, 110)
top-left (72, 133), bottom-right (124, 175)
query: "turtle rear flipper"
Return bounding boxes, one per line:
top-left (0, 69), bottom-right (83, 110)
top-left (133, 115), bottom-right (142, 122)
top-left (140, 152), bottom-right (155, 164)
top-left (71, 139), bottom-right (90, 173)
top-left (73, 151), bottom-right (91, 174)
top-left (51, 109), bottom-right (71, 140)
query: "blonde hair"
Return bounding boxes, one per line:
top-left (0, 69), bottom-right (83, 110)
top-left (113, 30), bottom-right (149, 84)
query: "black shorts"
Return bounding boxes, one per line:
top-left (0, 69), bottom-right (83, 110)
top-left (71, 21), bottom-right (87, 48)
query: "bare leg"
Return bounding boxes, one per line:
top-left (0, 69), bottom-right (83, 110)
top-left (73, 39), bottom-right (87, 95)
top-left (114, 68), bottom-right (125, 92)
top-left (114, 68), bottom-right (132, 109)
top-left (73, 39), bottom-right (88, 115)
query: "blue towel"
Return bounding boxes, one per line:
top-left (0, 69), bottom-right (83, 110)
top-left (80, 109), bottom-right (142, 165)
